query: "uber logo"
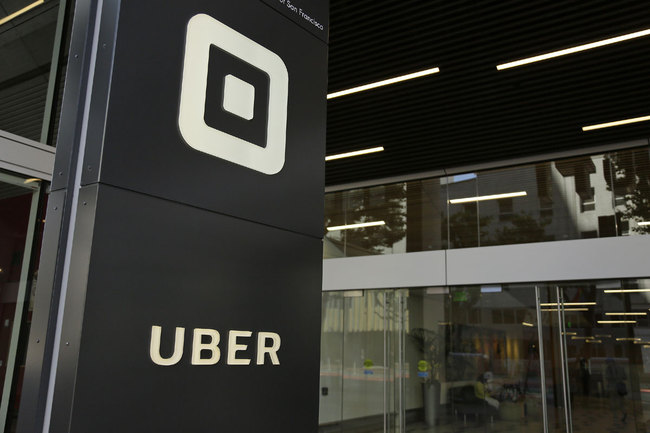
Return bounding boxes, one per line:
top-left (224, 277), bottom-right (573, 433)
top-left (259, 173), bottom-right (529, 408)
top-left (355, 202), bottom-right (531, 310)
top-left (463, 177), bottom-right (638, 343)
top-left (149, 326), bottom-right (281, 366)
top-left (178, 14), bottom-right (289, 175)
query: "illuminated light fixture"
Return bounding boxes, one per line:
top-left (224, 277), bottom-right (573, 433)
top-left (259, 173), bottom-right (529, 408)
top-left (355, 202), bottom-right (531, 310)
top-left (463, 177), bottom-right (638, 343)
top-left (585, 340), bottom-right (602, 344)
top-left (616, 337), bottom-right (641, 341)
top-left (595, 334), bottom-right (611, 338)
top-left (343, 290), bottom-right (364, 298)
top-left (326, 221), bottom-right (386, 231)
top-left (325, 146), bottom-right (384, 161)
top-left (562, 332), bottom-right (577, 336)
top-left (597, 320), bottom-right (637, 324)
top-left (605, 312), bottom-right (647, 316)
top-left (542, 308), bottom-right (588, 312)
top-left (633, 340), bottom-right (650, 344)
top-left (23, 178), bottom-right (40, 184)
top-left (0, 0), bottom-right (44, 26)
top-left (638, 221), bottom-right (650, 226)
top-left (481, 285), bottom-right (502, 293)
top-left (496, 28), bottom-right (650, 70)
top-left (449, 191), bottom-right (527, 204)
top-left (604, 289), bottom-right (650, 293)
top-left (522, 322), bottom-right (534, 327)
top-left (540, 302), bottom-right (596, 307)
top-left (327, 67), bottom-right (440, 99)
top-left (582, 115), bottom-right (650, 132)
top-left (571, 336), bottom-right (593, 340)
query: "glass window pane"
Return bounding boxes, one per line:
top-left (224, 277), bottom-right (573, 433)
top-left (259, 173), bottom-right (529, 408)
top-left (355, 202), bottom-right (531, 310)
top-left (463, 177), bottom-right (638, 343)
top-left (0, 172), bottom-right (45, 431)
top-left (0, 0), bottom-right (60, 141)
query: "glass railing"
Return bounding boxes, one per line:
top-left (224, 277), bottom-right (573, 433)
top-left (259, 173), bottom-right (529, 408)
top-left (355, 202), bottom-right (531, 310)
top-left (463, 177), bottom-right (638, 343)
top-left (324, 145), bottom-right (650, 258)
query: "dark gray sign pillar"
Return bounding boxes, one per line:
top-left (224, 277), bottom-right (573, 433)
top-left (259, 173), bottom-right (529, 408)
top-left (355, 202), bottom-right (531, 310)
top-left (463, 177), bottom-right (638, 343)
top-left (17, 1), bottom-right (328, 432)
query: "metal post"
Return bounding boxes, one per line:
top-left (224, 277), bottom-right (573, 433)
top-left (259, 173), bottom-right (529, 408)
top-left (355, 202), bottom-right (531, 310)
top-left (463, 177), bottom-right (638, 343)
top-left (394, 292), bottom-right (405, 433)
top-left (383, 292), bottom-right (388, 433)
top-left (556, 287), bottom-right (573, 433)
top-left (535, 286), bottom-right (549, 433)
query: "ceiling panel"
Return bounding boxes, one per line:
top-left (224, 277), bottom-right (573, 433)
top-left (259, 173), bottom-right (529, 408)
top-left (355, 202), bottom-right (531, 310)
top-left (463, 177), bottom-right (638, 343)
top-left (325, 0), bottom-right (650, 185)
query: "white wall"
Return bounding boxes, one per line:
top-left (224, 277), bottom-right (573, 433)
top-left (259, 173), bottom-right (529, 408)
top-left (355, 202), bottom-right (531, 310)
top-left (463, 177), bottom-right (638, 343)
top-left (324, 235), bottom-right (650, 290)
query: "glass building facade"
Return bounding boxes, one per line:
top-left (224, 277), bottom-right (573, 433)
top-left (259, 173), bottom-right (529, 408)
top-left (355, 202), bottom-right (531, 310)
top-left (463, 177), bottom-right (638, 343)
top-left (320, 144), bottom-right (650, 433)
top-left (319, 280), bottom-right (650, 433)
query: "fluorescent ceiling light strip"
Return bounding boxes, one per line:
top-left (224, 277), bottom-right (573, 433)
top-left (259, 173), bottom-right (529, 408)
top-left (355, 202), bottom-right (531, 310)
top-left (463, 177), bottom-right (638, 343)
top-left (0, 0), bottom-right (44, 26)
top-left (497, 28), bottom-right (650, 70)
top-left (638, 221), bottom-right (650, 226)
top-left (585, 340), bottom-right (602, 343)
top-left (604, 289), bottom-right (650, 293)
top-left (449, 191), bottom-right (527, 204)
top-left (597, 320), bottom-right (637, 324)
top-left (616, 337), bottom-right (641, 341)
top-left (326, 221), bottom-right (386, 231)
top-left (540, 302), bottom-right (596, 307)
top-left (605, 312), bottom-right (647, 316)
top-left (542, 308), bottom-right (588, 312)
top-left (522, 322), bottom-right (534, 327)
top-left (327, 67), bottom-right (440, 99)
top-left (582, 115), bottom-right (650, 131)
top-left (325, 146), bottom-right (384, 161)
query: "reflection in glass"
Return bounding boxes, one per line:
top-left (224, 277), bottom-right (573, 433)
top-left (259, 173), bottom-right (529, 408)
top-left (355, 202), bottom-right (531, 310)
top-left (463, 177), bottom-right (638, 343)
top-left (320, 279), bottom-right (650, 433)
top-left (324, 179), bottom-right (447, 258)
top-left (0, 172), bottom-right (44, 432)
top-left (0, 0), bottom-right (59, 141)
top-left (325, 146), bottom-right (650, 257)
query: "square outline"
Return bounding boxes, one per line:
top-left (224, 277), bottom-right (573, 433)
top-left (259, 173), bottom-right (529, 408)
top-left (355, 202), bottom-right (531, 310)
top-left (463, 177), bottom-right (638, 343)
top-left (178, 14), bottom-right (288, 175)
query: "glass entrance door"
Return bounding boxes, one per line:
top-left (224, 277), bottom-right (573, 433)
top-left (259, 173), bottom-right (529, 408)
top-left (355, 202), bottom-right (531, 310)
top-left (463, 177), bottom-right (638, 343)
top-left (539, 282), bottom-right (650, 433)
top-left (399, 285), bottom-right (547, 433)
top-left (319, 289), bottom-right (400, 433)
top-left (0, 172), bottom-right (42, 431)
top-left (320, 280), bottom-right (650, 433)
top-left (536, 285), bottom-right (575, 433)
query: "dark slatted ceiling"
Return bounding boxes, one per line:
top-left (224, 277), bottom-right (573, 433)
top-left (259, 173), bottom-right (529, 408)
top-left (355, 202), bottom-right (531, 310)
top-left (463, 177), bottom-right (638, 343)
top-left (325, 0), bottom-right (650, 186)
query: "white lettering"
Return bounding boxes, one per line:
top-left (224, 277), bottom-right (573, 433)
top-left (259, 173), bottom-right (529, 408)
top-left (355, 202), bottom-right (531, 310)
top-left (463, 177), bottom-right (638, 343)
top-left (149, 326), bottom-right (281, 366)
top-left (149, 326), bottom-right (184, 366)
top-left (227, 330), bottom-right (252, 365)
top-left (298, 7), bottom-right (324, 31)
top-left (191, 328), bottom-right (221, 365)
top-left (256, 332), bottom-right (281, 365)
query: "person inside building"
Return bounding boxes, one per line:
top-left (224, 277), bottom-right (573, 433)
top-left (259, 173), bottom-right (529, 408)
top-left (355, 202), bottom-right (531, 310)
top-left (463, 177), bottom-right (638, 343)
top-left (475, 371), bottom-right (500, 410)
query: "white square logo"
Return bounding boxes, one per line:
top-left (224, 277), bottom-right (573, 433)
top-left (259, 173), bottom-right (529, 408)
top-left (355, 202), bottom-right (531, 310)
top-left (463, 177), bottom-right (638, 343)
top-left (178, 14), bottom-right (289, 175)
